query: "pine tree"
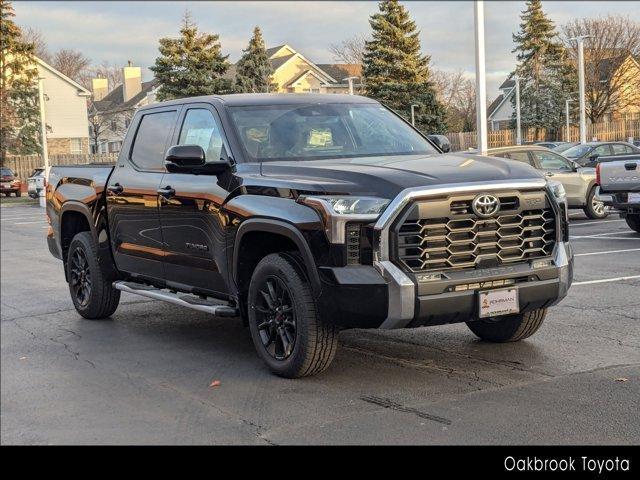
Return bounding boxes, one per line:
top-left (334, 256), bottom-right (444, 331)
top-left (0, 0), bottom-right (40, 162)
top-left (362, 0), bottom-right (446, 134)
top-left (511, 0), bottom-right (576, 136)
top-left (235, 27), bottom-right (275, 93)
top-left (150, 12), bottom-right (232, 101)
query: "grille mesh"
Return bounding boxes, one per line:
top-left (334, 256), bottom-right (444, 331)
top-left (397, 206), bottom-right (556, 272)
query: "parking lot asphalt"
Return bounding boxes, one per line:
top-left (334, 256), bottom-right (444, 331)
top-left (1, 201), bottom-right (639, 445)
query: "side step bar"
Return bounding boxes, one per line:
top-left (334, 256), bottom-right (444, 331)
top-left (113, 281), bottom-right (238, 317)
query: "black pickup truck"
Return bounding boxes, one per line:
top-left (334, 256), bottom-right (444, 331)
top-left (46, 94), bottom-right (573, 377)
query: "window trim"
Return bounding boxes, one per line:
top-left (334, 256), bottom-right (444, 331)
top-left (127, 107), bottom-right (181, 173)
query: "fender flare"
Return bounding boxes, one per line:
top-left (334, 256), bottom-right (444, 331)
top-left (59, 201), bottom-right (98, 244)
top-left (232, 218), bottom-right (322, 296)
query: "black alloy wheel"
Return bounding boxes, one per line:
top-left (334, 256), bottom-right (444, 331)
top-left (70, 248), bottom-right (92, 307)
top-left (253, 275), bottom-right (297, 360)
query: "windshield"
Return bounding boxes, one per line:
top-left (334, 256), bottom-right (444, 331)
top-left (552, 143), bottom-right (577, 153)
top-left (1, 168), bottom-right (14, 176)
top-left (228, 103), bottom-right (438, 162)
top-left (562, 144), bottom-right (592, 159)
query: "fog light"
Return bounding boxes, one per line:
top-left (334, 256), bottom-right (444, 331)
top-left (532, 259), bottom-right (554, 269)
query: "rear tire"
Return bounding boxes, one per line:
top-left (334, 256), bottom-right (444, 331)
top-left (247, 253), bottom-right (338, 378)
top-left (15, 190), bottom-right (21, 197)
top-left (625, 214), bottom-right (640, 233)
top-left (66, 231), bottom-right (120, 319)
top-left (466, 308), bottom-right (547, 342)
top-left (583, 187), bottom-right (607, 219)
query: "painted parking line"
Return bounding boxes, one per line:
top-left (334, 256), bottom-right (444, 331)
top-left (13, 221), bottom-right (47, 225)
top-left (575, 248), bottom-right (640, 257)
top-left (570, 219), bottom-right (625, 227)
top-left (0, 215), bottom-right (45, 221)
top-left (573, 275), bottom-right (640, 286)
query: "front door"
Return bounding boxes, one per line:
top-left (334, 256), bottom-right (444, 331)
top-left (531, 150), bottom-right (584, 206)
top-left (158, 105), bottom-right (232, 295)
top-left (106, 108), bottom-right (179, 281)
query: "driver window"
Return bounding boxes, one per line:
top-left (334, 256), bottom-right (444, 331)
top-left (594, 145), bottom-right (611, 157)
top-left (178, 109), bottom-right (224, 162)
top-left (533, 151), bottom-right (572, 170)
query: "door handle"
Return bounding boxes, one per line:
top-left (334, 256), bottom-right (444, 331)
top-left (107, 183), bottom-right (123, 194)
top-left (157, 186), bottom-right (176, 199)
top-left (625, 162), bottom-right (637, 171)
top-left (545, 172), bottom-right (554, 177)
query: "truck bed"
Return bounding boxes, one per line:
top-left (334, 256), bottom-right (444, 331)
top-left (598, 159), bottom-right (640, 194)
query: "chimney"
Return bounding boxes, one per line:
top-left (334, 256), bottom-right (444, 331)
top-left (92, 78), bottom-right (109, 101)
top-left (122, 60), bottom-right (142, 102)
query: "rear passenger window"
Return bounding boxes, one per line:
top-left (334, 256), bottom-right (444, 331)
top-left (612, 144), bottom-right (632, 155)
top-left (504, 151), bottom-right (531, 163)
top-left (130, 111), bottom-right (177, 171)
top-left (178, 109), bottom-right (225, 162)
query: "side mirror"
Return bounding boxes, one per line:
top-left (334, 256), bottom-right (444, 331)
top-left (427, 134), bottom-right (451, 153)
top-left (165, 145), bottom-right (230, 175)
top-left (588, 153), bottom-right (600, 165)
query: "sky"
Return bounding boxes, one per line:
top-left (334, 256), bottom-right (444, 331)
top-left (12, 0), bottom-right (639, 98)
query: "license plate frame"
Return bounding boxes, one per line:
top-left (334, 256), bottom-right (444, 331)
top-left (478, 288), bottom-right (520, 319)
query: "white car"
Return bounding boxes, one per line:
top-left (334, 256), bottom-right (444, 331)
top-left (27, 167), bottom-right (46, 199)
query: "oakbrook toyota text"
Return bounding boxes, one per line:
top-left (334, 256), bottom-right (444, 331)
top-left (504, 456), bottom-right (631, 473)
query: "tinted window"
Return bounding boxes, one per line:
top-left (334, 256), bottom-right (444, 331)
top-left (563, 144), bottom-right (592, 159)
top-left (533, 151), bottom-right (573, 170)
top-left (229, 103), bottom-right (437, 162)
top-left (130, 111), bottom-right (178, 171)
top-left (178, 109), bottom-right (225, 162)
top-left (612, 143), bottom-right (632, 155)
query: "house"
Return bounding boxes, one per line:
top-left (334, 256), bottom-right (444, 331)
top-left (36, 57), bottom-right (92, 154)
top-left (228, 44), bottom-right (362, 94)
top-left (487, 78), bottom-right (516, 131)
top-left (88, 62), bottom-right (159, 154)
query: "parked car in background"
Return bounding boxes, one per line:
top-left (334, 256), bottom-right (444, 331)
top-left (535, 141), bottom-right (565, 149)
top-left (486, 145), bottom-right (606, 219)
top-left (560, 141), bottom-right (640, 167)
top-left (0, 167), bottom-right (22, 197)
top-left (552, 142), bottom-right (580, 154)
top-left (596, 159), bottom-right (640, 232)
top-left (632, 140), bottom-right (640, 148)
top-left (27, 167), bottom-right (46, 199)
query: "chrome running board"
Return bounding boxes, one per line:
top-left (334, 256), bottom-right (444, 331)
top-left (113, 281), bottom-right (238, 317)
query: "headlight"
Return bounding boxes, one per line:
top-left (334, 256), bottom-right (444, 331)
top-left (548, 180), bottom-right (566, 204)
top-left (299, 195), bottom-right (390, 244)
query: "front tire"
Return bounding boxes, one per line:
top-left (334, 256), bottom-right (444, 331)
top-left (66, 231), bottom-right (120, 319)
top-left (584, 187), bottom-right (608, 219)
top-left (247, 253), bottom-right (338, 378)
top-left (466, 308), bottom-right (547, 342)
top-left (625, 214), bottom-right (640, 233)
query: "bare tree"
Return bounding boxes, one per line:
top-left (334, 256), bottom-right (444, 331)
top-left (328, 34), bottom-right (367, 64)
top-left (50, 48), bottom-right (91, 83)
top-left (562, 15), bottom-right (640, 122)
top-left (87, 104), bottom-right (131, 153)
top-left (20, 26), bottom-right (50, 62)
top-left (431, 69), bottom-right (477, 132)
top-left (78, 61), bottom-right (124, 92)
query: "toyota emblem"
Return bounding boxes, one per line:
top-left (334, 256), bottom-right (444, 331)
top-left (472, 194), bottom-right (500, 217)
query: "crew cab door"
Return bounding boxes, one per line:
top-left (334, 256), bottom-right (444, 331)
top-left (531, 150), bottom-right (584, 205)
top-left (106, 107), bottom-right (180, 281)
top-left (157, 104), bottom-right (233, 295)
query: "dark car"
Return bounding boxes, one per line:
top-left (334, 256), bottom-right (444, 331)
top-left (560, 141), bottom-right (640, 167)
top-left (45, 94), bottom-right (573, 378)
top-left (0, 167), bottom-right (22, 197)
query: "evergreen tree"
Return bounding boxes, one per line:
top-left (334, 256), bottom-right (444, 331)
top-left (150, 12), bottom-right (232, 101)
top-left (511, 0), bottom-right (576, 135)
top-left (362, 0), bottom-right (446, 134)
top-left (235, 27), bottom-right (275, 93)
top-left (0, 0), bottom-right (40, 162)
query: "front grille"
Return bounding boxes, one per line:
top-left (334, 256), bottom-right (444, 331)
top-left (395, 192), bottom-right (556, 272)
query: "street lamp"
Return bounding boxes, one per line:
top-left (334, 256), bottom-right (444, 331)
top-left (569, 35), bottom-right (592, 144)
top-left (474, 1), bottom-right (488, 155)
top-left (565, 98), bottom-right (573, 142)
top-left (342, 76), bottom-right (359, 95)
top-left (514, 75), bottom-right (522, 145)
top-left (37, 77), bottom-right (50, 209)
top-left (411, 104), bottom-right (419, 126)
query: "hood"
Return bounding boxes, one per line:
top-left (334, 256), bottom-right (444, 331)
top-left (250, 153), bottom-right (544, 198)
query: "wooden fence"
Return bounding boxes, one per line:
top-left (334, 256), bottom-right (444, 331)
top-left (1, 153), bottom-right (117, 181)
top-left (446, 119), bottom-right (640, 152)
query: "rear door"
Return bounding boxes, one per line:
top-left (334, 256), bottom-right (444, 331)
top-left (531, 150), bottom-right (584, 205)
top-left (106, 107), bottom-right (180, 281)
top-left (157, 103), bottom-right (233, 295)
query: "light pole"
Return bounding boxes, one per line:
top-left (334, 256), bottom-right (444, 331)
top-left (565, 98), bottom-right (573, 142)
top-left (514, 75), bottom-right (522, 145)
top-left (474, 1), bottom-right (488, 155)
top-left (343, 76), bottom-right (359, 95)
top-left (37, 77), bottom-right (50, 208)
top-left (569, 35), bottom-right (592, 144)
top-left (411, 104), bottom-right (419, 126)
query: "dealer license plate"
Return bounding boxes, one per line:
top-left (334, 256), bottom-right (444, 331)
top-left (628, 192), bottom-right (640, 203)
top-left (479, 288), bottom-right (519, 318)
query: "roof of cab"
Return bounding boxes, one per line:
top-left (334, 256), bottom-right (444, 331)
top-left (138, 93), bottom-right (379, 111)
